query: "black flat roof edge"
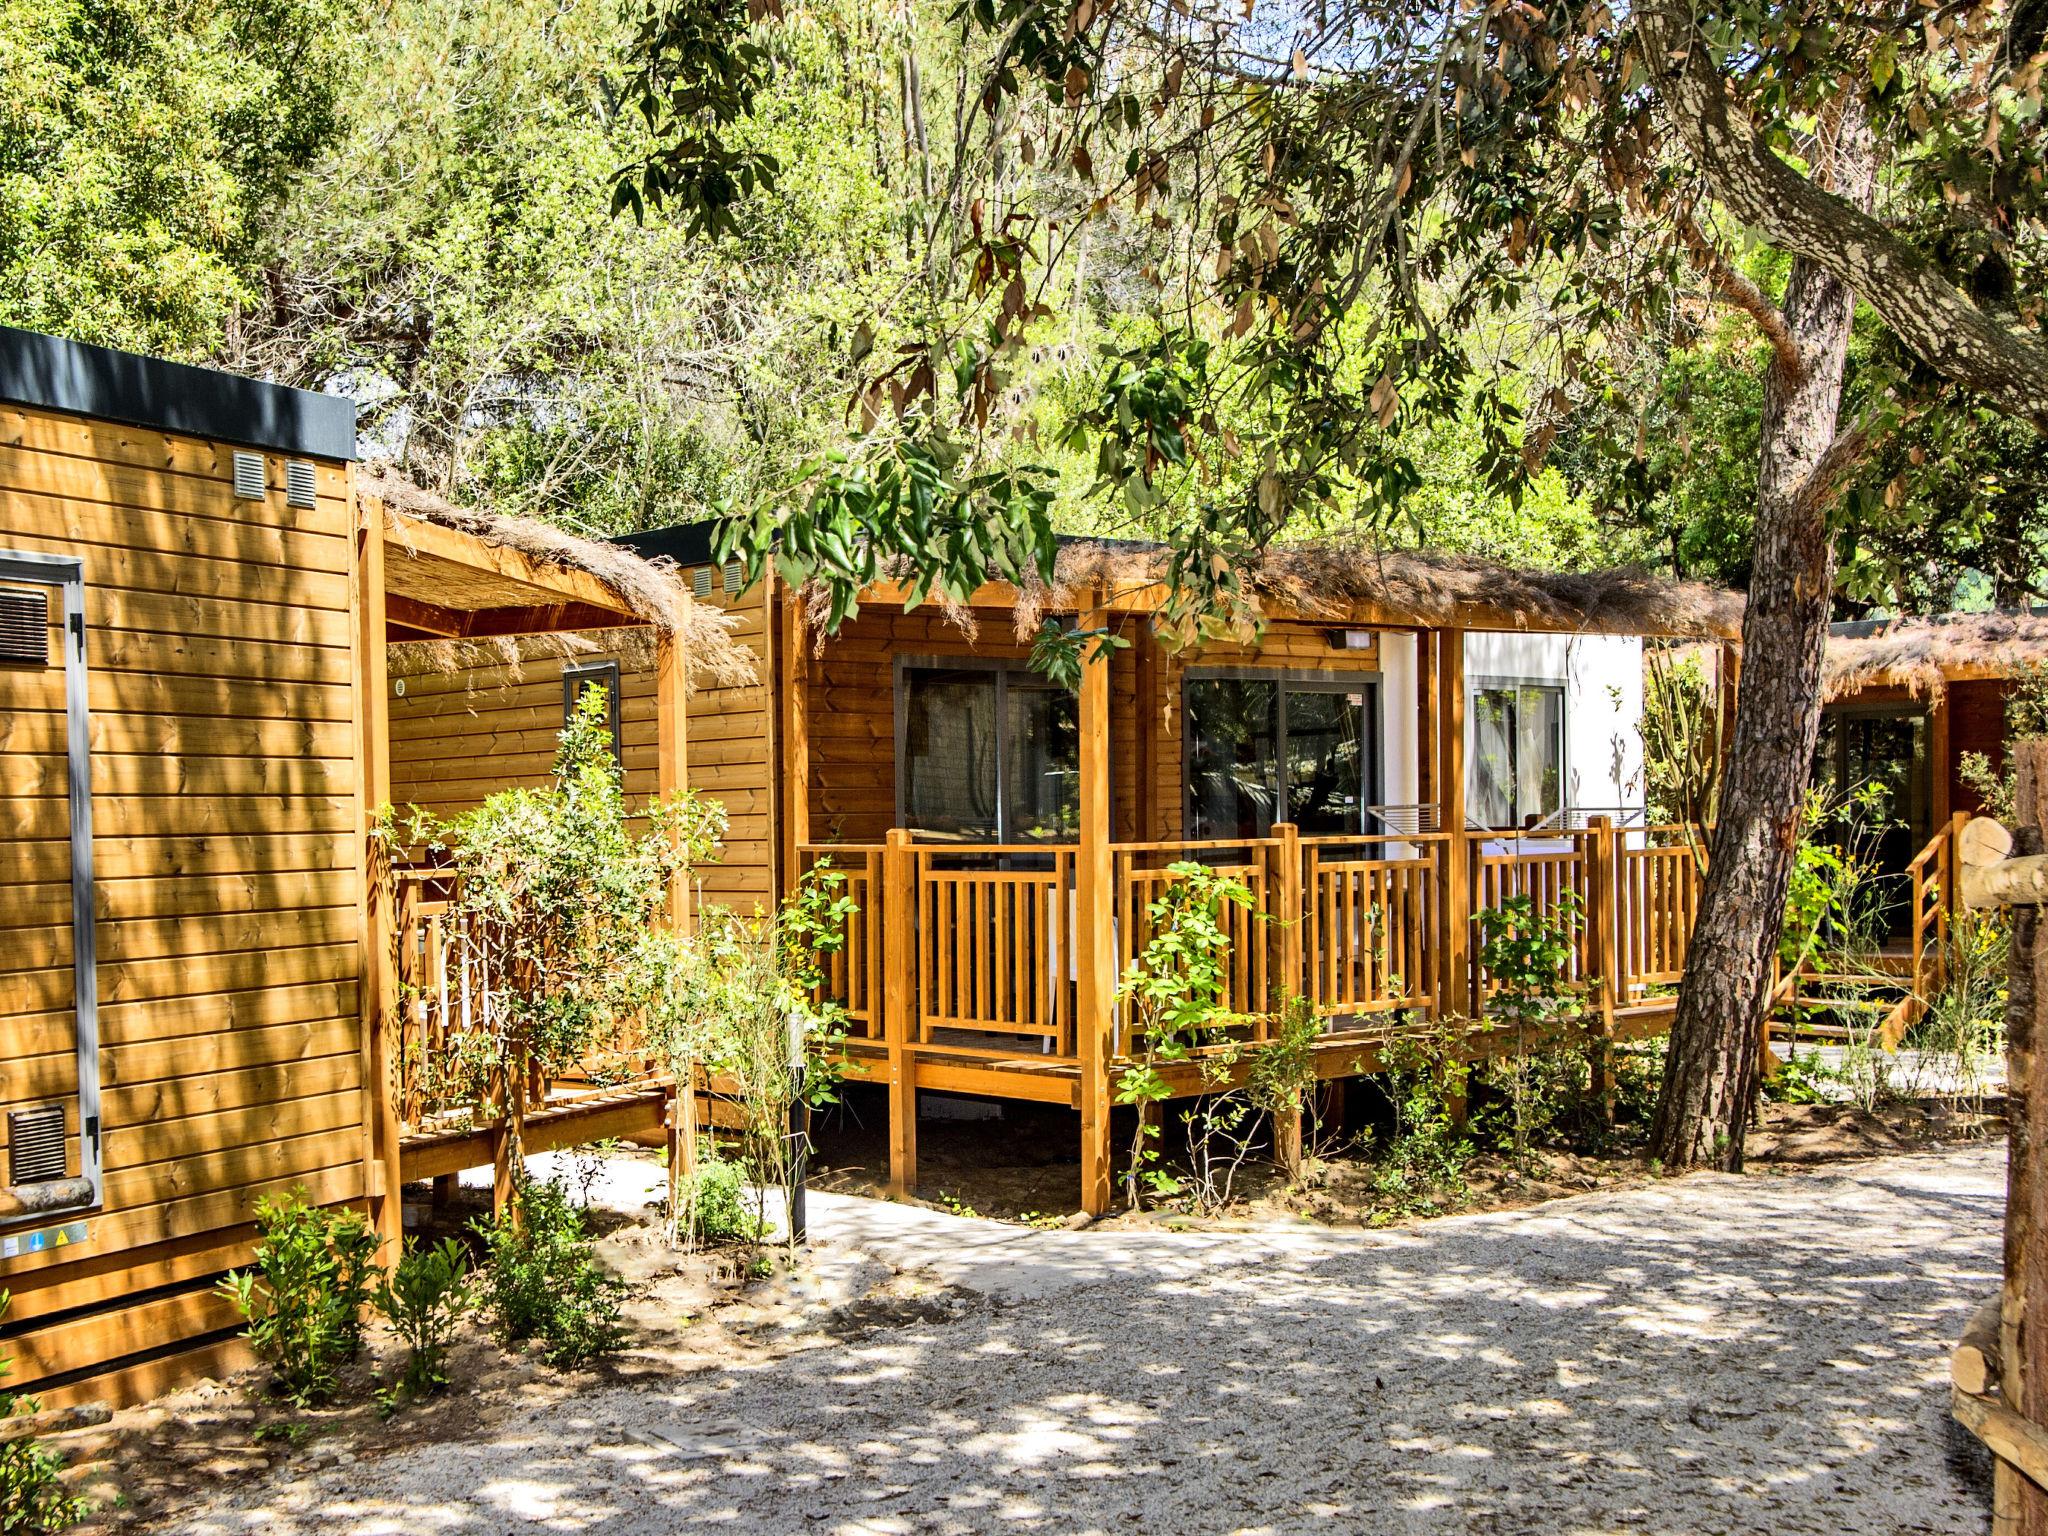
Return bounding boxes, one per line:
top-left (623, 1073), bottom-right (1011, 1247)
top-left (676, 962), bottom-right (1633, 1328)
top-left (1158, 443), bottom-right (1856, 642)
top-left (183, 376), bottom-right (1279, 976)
top-left (0, 326), bottom-right (356, 462)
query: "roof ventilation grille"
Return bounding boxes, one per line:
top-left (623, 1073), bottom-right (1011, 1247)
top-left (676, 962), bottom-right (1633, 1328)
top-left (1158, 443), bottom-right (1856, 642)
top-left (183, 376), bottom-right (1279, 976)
top-left (284, 460), bottom-right (318, 508)
top-left (0, 589), bottom-right (48, 665)
top-left (232, 452), bottom-right (267, 500)
top-left (723, 562), bottom-right (742, 595)
top-left (692, 567), bottom-right (713, 600)
top-left (8, 1105), bottom-right (67, 1186)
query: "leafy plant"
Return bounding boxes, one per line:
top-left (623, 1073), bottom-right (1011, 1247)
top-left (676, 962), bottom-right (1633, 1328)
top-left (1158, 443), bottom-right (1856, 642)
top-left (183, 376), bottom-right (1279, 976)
top-left (1112, 862), bottom-right (1256, 1211)
top-left (1472, 892), bottom-right (1586, 1164)
top-left (1366, 1021), bottom-right (1473, 1217)
top-left (1763, 1051), bottom-right (1845, 1107)
top-left (678, 1144), bottom-right (765, 1244)
top-left (1247, 994), bottom-right (1321, 1184)
top-left (372, 1238), bottom-right (476, 1401)
top-left (473, 1178), bottom-right (627, 1368)
top-left (0, 1292), bottom-right (86, 1534)
top-left (220, 1190), bottom-right (380, 1406)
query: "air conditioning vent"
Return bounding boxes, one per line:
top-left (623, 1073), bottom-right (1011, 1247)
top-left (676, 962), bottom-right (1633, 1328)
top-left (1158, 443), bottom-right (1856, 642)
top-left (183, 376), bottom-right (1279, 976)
top-left (284, 460), bottom-right (318, 508)
top-left (9, 1105), bottom-right (67, 1185)
top-left (232, 452), bottom-right (267, 500)
top-left (0, 588), bottom-right (48, 664)
top-left (692, 567), bottom-right (713, 600)
top-left (723, 561), bottom-right (742, 595)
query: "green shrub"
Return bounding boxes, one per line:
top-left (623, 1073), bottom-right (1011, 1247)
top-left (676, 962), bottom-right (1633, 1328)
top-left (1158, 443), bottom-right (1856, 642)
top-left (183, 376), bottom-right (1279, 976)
top-left (473, 1179), bottom-right (627, 1367)
top-left (220, 1189), bottom-right (380, 1406)
top-left (681, 1146), bottom-right (766, 1244)
top-left (0, 1292), bottom-right (86, 1534)
top-left (373, 1238), bottom-right (476, 1400)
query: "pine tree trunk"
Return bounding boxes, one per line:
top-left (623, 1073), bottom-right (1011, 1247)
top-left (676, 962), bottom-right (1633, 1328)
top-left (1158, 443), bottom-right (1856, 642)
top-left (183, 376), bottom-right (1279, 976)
top-left (1649, 106), bottom-right (1877, 1170)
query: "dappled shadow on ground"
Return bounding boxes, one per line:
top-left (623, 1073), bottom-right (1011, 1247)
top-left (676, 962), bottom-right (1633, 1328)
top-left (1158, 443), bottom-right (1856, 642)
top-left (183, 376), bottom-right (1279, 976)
top-left (175, 1146), bottom-right (2002, 1536)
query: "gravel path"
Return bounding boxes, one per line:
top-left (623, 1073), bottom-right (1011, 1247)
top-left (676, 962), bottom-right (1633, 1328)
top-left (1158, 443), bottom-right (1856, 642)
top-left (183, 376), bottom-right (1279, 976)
top-left (178, 1144), bottom-right (2003, 1536)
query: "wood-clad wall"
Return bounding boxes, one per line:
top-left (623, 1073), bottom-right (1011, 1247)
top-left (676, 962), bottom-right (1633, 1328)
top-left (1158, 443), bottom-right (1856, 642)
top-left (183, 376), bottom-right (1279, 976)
top-left (0, 403), bottom-right (364, 1401)
top-left (799, 606), bottom-right (1381, 844)
top-left (385, 576), bottom-right (776, 913)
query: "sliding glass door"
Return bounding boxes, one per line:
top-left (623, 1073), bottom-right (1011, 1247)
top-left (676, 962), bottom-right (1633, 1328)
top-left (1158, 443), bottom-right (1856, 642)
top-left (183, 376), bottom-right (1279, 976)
top-left (899, 664), bottom-right (1079, 842)
top-left (1184, 676), bottom-right (1379, 839)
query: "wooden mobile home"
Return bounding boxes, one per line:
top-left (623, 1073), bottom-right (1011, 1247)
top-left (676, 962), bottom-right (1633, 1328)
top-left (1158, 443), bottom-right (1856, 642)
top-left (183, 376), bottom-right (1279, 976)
top-left (591, 528), bottom-right (1749, 1215)
top-left (0, 329), bottom-right (702, 1406)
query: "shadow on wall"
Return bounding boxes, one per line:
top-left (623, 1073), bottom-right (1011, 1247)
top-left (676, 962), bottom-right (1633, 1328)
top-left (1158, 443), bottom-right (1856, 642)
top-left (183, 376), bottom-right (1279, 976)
top-left (183, 1150), bottom-right (2001, 1535)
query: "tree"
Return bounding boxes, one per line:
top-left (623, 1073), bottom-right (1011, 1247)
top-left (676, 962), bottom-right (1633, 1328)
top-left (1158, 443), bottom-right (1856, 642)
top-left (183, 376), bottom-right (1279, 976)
top-left (628, 0), bottom-right (2048, 1165)
top-left (0, 0), bottom-right (354, 357)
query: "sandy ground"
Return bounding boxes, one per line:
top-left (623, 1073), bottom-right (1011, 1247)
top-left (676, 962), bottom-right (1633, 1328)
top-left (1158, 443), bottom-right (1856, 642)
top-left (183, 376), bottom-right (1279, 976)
top-left (160, 1141), bottom-right (2003, 1536)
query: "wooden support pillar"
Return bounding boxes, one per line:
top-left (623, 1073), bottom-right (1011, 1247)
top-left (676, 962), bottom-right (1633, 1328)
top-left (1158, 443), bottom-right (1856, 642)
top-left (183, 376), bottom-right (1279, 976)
top-left (1133, 622), bottom-right (1159, 840)
top-left (1932, 686), bottom-right (1953, 835)
top-left (350, 486), bottom-right (404, 1261)
top-left (1076, 598), bottom-right (1117, 1217)
top-left (655, 629), bottom-right (698, 1217)
top-left (781, 593), bottom-right (812, 897)
top-left (882, 828), bottom-right (918, 1197)
top-left (1589, 814), bottom-right (1620, 1127)
top-left (1417, 629), bottom-right (1438, 811)
top-left (1437, 628), bottom-right (1471, 1130)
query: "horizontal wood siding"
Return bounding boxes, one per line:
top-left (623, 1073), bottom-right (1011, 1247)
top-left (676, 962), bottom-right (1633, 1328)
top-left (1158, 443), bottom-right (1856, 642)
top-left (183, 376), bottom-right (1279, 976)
top-left (0, 402), bottom-right (365, 1394)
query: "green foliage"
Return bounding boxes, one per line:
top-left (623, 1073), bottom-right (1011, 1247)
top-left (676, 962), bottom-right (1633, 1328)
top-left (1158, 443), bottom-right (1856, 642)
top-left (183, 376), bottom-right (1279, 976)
top-left (1641, 650), bottom-right (1722, 828)
top-left (678, 1144), bottom-right (766, 1244)
top-left (1781, 783), bottom-right (1895, 972)
top-left (1763, 1051), bottom-right (1845, 1106)
top-left (473, 1179), bottom-right (627, 1368)
top-left (220, 1190), bottom-right (380, 1406)
top-left (403, 689), bottom-right (724, 1118)
top-left (1367, 1023), bottom-right (1473, 1217)
top-left (0, 0), bottom-right (353, 355)
top-left (372, 1238), bottom-right (476, 1402)
top-left (654, 862), bottom-right (852, 1250)
top-left (1472, 893), bottom-right (1586, 1163)
top-left (0, 1293), bottom-right (86, 1535)
top-left (1910, 911), bottom-right (2009, 1115)
top-left (1112, 862), bottom-right (1256, 1210)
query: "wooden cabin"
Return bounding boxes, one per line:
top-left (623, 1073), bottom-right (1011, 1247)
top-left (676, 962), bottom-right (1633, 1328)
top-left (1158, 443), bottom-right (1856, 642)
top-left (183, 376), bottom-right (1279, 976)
top-left (0, 328), bottom-right (703, 1405)
top-left (446, 527), bottom-right (1737, 1216)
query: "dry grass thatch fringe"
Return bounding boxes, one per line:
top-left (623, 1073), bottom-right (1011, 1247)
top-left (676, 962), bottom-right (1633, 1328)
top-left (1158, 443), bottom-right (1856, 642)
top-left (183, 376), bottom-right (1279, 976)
top-left (1825, 611), bottom-right (2048, 701)
top-left (363, 465), bottom-right (755, 687)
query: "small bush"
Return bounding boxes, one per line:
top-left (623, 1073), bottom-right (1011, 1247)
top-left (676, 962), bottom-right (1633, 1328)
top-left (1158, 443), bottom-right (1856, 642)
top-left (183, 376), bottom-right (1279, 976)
top-left (220, 1190), bottom-right (380, 1406)
top-left (473, 1179), bottom-right (627, 1367)
top-left (681, 1146), bottom-right (765, 1244)
top-left (0, 1292), bottom-right (86, 1534)
top-left (373, 1238), bottom-right (475, 1400)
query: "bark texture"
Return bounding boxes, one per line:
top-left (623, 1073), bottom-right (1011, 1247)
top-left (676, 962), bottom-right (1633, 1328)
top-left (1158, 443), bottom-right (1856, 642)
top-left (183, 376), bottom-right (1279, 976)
top-left (1648, 103), bottom-right (1877, 1170)
top-left (1638, 0), bottom-right (2048, 432)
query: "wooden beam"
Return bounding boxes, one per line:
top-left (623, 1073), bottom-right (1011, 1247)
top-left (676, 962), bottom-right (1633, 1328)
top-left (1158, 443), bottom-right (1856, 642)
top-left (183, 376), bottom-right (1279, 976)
top-left (1075, 597), bottom-right (1116, 1217)
top-left (381, 507), bottom-right (642, 618)
top-left (1416, 629), bottom-right (1438, 810)
top-left (384, 592), bottom-right (468, 638)
top-left (350, 476), bottom-right (403, 1260)
top-left (655, 627), bottom-right (697, 1211)
top-left (781, 593), bottom-right (811, 897)
top-left (1932, 685), bottom-right (1953, 832)
top-left (1438, 629), bottom-right (1472, 1022)
top-left (882, 830), bottom-right (917, 1196)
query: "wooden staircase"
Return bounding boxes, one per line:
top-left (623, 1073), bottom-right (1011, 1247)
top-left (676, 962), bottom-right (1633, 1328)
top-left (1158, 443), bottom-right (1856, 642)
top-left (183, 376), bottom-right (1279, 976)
top-left (1767, 813), bottom-right (1966, 1053)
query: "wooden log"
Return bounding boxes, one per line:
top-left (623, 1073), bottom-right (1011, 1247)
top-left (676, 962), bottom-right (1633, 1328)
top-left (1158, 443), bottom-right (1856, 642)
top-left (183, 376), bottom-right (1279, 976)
top-left (1958, 1387), bottom-right (2048, 1499)
top-left (0, 1180), bottom-right (94, 1221)
top-left (1958, 1294), bottom-right (2006, 1396)
top-left (1957, 818), bottom-right (2048, 912)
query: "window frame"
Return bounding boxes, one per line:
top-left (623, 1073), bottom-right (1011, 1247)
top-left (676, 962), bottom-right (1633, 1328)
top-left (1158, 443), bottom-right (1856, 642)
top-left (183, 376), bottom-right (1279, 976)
top-left (1179, 666), bottom-right (1384, 840)
top-left (562, 658), bottom-right (624, 765)
top-left (1466, 673), bottom-right (1569, 830)
top-left (893, 655), bottom-right (1083, 842)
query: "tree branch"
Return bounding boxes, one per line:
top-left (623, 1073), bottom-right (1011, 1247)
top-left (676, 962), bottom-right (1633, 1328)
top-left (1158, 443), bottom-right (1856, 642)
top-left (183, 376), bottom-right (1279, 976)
top-left (1637, 0), bottom-right (2048, 432)
top-left (1675, 210), bottom-right (1805, 385)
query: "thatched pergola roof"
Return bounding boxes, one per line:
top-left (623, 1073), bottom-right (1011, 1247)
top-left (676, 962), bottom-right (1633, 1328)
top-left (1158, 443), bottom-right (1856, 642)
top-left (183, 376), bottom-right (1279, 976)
top-left (1035, 538), bottom-right (1746, 638)
top-left (364, 467), bottom-right (753, 685)
top-left (1825, 610), bottom-right (2048, 701)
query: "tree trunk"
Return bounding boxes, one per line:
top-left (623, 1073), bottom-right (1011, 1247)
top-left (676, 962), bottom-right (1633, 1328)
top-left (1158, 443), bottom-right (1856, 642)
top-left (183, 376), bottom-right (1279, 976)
top-left (1649, 104), bottom-right (1877, 1170)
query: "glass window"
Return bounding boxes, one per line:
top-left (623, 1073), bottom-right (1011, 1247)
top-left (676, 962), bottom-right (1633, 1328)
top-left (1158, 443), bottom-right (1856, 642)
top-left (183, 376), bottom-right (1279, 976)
top-left (900, 667), bottom-right (1079, 842)
top-left (1185, 678), bottom-right (1376, 838)
top-left (561, 660), bottom-right (623, 763)
top-left (1467, 681), bottom-right (1565, 828)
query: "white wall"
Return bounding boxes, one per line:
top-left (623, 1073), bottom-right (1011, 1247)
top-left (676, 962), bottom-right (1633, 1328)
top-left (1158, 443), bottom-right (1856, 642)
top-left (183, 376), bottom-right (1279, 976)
top-left (1376, 630), bottom-right (1419, 811)
top-left (1462, 630), bottom-right (1645, 816)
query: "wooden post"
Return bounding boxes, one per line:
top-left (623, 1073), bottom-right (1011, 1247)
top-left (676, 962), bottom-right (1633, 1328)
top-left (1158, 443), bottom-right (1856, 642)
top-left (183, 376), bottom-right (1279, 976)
top-left (781, 594), bottom-right (812, 898)
top-left (2004, 743), bottom-right (2048, 1536)
top-left (1437, 628), bottom-right (1470, 1128)
top-left (1589, 815), bottom-right (1620, 1127)
top-left (1417, 629), bottom-right (1438, 811)
top-left (1932, 687), bottom-right (1953, 835)
top-left (654, 629), bottom-right (699, 1216)
top-left (1270, 820), bottom-right (1306, 1178)
top-left (350, 487), bottom-right (404, 1261)
top-left (1076, 598), bottom-right (1117, 1217)
top-left (882, 828), bottom-right (917, 1197)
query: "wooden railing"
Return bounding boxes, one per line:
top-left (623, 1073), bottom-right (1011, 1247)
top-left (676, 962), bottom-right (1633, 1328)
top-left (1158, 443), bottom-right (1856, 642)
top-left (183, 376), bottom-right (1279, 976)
top-left (1301, 834), bottom-right (1445, 1017)
top-left (1880, 813), bottom-right (1967, 1049)
top-left (783, 818), bottom-right (1714, 1067)
top-left (796, 845), bottom-right (886, 1040)
top-left (915, 845), bottom-right (1076, 1053)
